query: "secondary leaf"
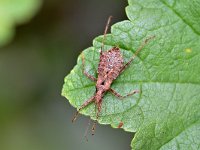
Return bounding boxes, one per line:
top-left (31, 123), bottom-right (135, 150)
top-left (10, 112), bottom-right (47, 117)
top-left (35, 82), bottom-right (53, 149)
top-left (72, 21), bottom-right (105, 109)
top-left (0, 0), bottom-right (42, 47)
top-left (62, 0), bottom-right (200, 149)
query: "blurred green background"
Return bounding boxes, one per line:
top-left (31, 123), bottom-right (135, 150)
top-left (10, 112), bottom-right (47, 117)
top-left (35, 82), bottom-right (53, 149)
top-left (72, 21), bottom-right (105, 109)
top-left (0, 0), bottom-right (133, 150)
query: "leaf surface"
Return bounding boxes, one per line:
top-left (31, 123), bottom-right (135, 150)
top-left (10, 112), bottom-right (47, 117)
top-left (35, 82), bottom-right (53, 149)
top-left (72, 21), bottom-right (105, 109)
top-left (0, 0), bottom-right (42, 46)
top-left (62, 0), bottom-right (200, 149)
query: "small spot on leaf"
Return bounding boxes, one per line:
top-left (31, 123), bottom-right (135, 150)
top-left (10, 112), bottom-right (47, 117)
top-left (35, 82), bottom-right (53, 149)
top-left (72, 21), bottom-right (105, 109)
top-left (185, 48), bottom-right (192, 53)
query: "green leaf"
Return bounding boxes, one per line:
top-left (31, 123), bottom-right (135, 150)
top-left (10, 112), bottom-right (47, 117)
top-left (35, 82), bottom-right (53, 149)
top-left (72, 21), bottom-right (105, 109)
top-left (62, 0), bottom-right (200, 149)
top-left (0, 0), bottom-right (42, 47)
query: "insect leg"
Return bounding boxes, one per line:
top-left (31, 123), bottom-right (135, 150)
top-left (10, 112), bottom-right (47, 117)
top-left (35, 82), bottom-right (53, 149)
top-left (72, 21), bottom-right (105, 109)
top-left (72, 96), bottom-right (95, 122)
top-left (109, 88), bottom-right (139, 99)
top-left (81, 53), bottom-right (97, 82)
top-left (119, 36), bottom-right (155, 73)
top-left (91, 101), bottom-right (102, 135)
top-left (82, 118), bottom-right (91, 142)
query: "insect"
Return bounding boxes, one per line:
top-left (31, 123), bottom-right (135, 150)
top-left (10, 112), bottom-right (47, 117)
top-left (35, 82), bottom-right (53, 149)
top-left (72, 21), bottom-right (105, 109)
top-left (72, 16), bottom-right (155, 134)
top-left (117, 121), bottom-right (124, 128)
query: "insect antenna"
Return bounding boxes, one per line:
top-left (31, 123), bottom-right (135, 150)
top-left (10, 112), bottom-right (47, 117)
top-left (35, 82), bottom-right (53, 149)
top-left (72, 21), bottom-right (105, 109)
top-left (101, 16), bottom-right (113, 53)
top-left (134, 35), bottom-right (155, 58)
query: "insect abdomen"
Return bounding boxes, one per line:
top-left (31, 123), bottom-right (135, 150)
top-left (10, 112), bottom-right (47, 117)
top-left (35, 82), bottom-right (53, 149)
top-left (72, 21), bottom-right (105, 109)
top-left (98, 47), bottom-right (123, 79)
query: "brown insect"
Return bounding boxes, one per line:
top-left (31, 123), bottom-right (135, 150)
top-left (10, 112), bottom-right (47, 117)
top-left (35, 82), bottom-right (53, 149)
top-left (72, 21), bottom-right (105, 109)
top-left (72, 16), bottom-right (155, 134)
top-left (117, 121), bottom-right (124, 128)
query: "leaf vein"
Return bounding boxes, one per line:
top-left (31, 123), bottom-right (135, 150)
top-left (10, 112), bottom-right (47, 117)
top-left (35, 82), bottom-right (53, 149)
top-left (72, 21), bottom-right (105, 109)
top-left (161, 0), bottom-right (200, 36)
